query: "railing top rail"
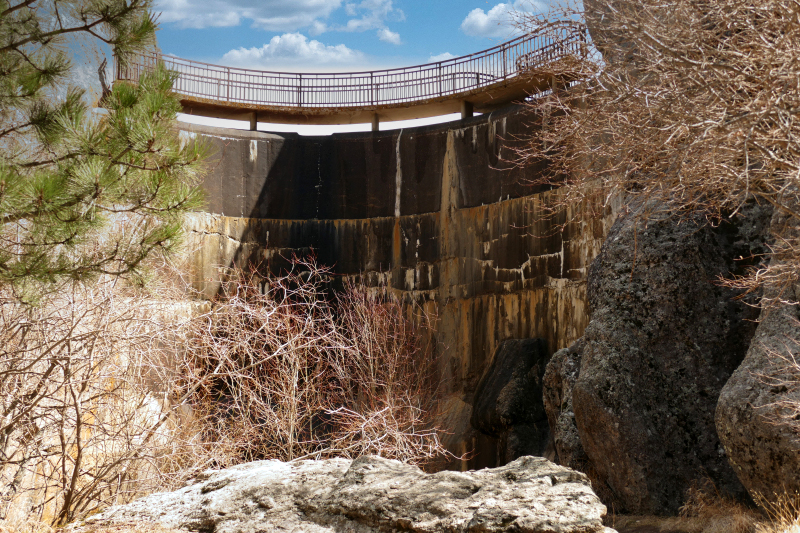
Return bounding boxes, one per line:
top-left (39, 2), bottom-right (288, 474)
top-left (141, 21), bottom-right (583, 77)
top-left (115, 20), bottom-right (587, 115)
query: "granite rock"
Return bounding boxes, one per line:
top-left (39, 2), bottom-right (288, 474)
top-left (716, 205), bottom-right (800, 502)
top-left (88, 455), bottom-right (615, 533)
top-left (542, 339), bottom-right (589, 473)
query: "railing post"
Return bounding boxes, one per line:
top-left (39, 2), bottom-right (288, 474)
top-left (370, 72), bottom-right (375, 105)
top-left (461, 100), bottom-right (473, 119)
top-left (503, 46), bottom-right (507, 79)
top-left (438, 63), bottom-right (442, 97)
top-left (298, 74), bottom-right (303, 107)
top-left (227, 67), bottom-right (230, 102)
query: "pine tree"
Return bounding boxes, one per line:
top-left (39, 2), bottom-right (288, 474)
top-left (0, 0), bottom-right (205, 293)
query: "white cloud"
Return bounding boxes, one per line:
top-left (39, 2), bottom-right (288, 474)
top-left (429, 52), bottom-right (455, 62)
top-left (460, 0), bottom-right (545, 39)
top-left (156, 0), bottom-right (406, 44)
top-left (339, 0), bottom-right (404, 32)
top-left (220, 33), bottom-right (366, 71)
top-left (156, 0), bottom-right (343, 30)
top-left (310, 20), bottom-right (329, 35)
top-left (377, 28), bottom-right (401, 45)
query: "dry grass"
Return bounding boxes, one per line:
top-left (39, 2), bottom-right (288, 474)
top-left (678, 482), bottom-right (762, 533)
top-left (0, 518), bottom-right (55, 533)
top-left (755, 493), bottom-right (800, 533)
top-left (0, 519), bottom-right (181, 533)
top-left (608, 486), bottom-right (799, 533)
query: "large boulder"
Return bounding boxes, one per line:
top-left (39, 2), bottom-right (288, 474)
top-left (87, 456), bottom-right (615, 533)
top-left (542, 340), bottom-right (590, 474)
top-left (569, 203), bottom-right (771, 515)
top-left (716, 207), bottom-right (800, 501)
top-left (470, 339), bottom-right (552, 465)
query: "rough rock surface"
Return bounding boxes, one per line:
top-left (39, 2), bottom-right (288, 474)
top-left (471, 339), bottom-right (552, 465)
top-left (716, 207), bottom-right (800, 501)
top-left (88, 456), bottom-right (615, 533)
top-left (569, 203), bottom-right (771, 515)
top-left (542, 339), bottom-right (589, 473)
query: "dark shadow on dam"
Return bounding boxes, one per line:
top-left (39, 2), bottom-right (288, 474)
top-left (198, 105), bottom-right (554, 279)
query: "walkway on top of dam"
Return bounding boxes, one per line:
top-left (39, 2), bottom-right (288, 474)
top-left (115, 22), bottom-right (587, 129)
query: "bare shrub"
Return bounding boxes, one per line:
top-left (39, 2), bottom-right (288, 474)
top-left (181, 261), bottom-right (452, 467)
top-left (515, 0), bottom-right (800, 301)
top-left (0, 258), bottom-right (452, 528)
top-left (325, 283), bottom-right (443, 463)
top-left (0, 277), bottom-right (205, 527)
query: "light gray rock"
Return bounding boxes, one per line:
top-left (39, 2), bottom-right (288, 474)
top-left (88, 456), bottom-right (615, 533)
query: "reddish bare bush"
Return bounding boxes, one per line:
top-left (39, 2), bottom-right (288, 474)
top-left (181, 262), bottom-right (452, 466)
top-left (0, 259), bottom-right (451, 528)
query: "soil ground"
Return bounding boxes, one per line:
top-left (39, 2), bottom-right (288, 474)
top-left (609, 516), bottom-right (705, 533)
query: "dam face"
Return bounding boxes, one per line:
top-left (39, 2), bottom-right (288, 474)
top-left (183, 105), bottom-right (618, 469)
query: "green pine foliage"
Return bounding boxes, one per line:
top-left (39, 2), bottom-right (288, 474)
top-left (0, 0), bottom-right (206, 293)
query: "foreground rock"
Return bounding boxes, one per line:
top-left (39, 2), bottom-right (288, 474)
top-left (563, 203), bottom-right (770, 514)
top-left (88, 456), bottom-right (615, 533)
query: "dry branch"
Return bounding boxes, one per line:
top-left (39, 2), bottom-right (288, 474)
top-left (516, 0), bottom-right (800, 299)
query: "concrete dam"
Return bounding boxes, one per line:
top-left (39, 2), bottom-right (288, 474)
top-left (182, 104), bottom-right (618, 469)
top-left (127, 22), bottom-right (620, 468)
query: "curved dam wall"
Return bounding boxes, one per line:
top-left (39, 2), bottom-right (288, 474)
top-left (182, 105), bottom-right (618, 469)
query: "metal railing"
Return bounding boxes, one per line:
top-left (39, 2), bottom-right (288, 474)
top-left (116, 22), bottom-right (586, 109)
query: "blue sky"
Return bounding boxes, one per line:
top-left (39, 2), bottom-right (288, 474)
top-left (151, 0), bottom-right (551, 133)
top-left (154, 0), bottom-right (547, 71)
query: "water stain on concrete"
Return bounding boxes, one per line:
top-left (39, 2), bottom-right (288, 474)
top-left (181, 105), bottom-right (620, 468)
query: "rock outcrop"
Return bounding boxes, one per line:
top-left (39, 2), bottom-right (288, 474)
top-left (470, 339), bottom-right (552, 465)
top-left (542, 339), bottom-right (588, 474)
top-left (88, 456), bottom-right (614, 533)
top-left (558, 203), bottom-right (771, 515)
top-left (576, 0), bottom-right (799, 511)
top-left (716, 206), bottom-right (800, 501)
